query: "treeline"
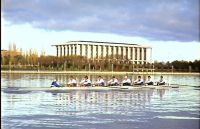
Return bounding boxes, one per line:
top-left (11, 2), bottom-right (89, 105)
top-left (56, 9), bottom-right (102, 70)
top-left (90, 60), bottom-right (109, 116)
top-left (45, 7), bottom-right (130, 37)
top-left (1, 52), bottom-right (200, 72)
top-left (153, 60), bottom-right (200, 72)
top-left (1, 54), bottom-right (142, 71)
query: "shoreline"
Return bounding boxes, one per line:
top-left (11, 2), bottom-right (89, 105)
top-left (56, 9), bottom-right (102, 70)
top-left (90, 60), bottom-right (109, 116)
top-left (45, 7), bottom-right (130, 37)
top-left (1, 70), bottom-right (200, 75)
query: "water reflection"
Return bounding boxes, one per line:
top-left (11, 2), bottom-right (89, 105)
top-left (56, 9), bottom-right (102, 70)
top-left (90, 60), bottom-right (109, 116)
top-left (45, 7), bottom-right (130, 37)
top-left (50, 89), bottom-right (163, 116)
top-left (1, 74), bottom-right (200, 129)
top-left (3, 89), bottom-right (167, 116)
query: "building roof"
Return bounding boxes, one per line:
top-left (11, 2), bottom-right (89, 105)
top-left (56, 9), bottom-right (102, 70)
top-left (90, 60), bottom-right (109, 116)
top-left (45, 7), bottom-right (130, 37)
top-left (69, 40), bottom-right (139, 45)
top-left (52, 40), bottom-right (151, 48)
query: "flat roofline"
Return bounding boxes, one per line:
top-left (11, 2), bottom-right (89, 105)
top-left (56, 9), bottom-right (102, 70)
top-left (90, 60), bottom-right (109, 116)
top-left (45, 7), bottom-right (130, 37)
top-left (52, 40), bottom-right (151, 48)
top-left (69, 40), bottom-right (139, 45)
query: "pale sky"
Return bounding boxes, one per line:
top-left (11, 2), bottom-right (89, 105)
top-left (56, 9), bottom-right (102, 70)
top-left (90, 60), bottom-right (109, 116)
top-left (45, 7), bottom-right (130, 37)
top-left (1, 0), bottom-right (200, 62)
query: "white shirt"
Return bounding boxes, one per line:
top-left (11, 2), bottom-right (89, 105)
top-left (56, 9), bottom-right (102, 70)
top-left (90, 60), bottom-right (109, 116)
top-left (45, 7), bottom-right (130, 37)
top-left (80, 79), bottom-right (91, 85)
top-left (159, 79), bottom-right (165, 83)
top-left (122, 78), bottom-right (131, 84)
top-left (96, 78), bottom-right (104, 84)
top-left (134, 79), bottom-right (144, 83)
top-left (145, 79), bottom-right (153, 83)
top-left (108, 78), bottom-right (119, 84)
top-left (68, 79), bottom-right (77, 84)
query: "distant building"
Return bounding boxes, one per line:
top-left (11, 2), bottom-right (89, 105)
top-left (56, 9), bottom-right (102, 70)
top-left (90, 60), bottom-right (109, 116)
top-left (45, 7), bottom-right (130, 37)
top-left (52, 41), bottom-right (152, 64)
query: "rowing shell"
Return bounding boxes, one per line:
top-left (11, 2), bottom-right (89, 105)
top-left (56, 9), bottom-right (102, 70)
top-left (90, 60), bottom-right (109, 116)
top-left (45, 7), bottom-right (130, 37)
top-left (118, 85), bottom-right (178, 90)
top-left (3, 85), bottom-right (179, 93)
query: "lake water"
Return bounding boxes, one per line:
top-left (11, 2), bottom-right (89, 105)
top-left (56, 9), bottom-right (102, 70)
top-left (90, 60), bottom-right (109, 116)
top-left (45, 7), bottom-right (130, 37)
top-left (1, 73), bottom-right (200, 129)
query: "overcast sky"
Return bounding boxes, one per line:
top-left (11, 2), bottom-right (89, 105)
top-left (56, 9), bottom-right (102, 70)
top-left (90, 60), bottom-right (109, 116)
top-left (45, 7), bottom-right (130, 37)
top-left (1, 0), bottom-right (200, 61)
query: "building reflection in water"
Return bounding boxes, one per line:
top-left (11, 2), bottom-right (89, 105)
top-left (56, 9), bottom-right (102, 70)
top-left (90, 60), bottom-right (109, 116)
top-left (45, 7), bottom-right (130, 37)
top-left (53, 89), bottom-right (166, 116)
top-left (157, 89), bottom-right (166, 100)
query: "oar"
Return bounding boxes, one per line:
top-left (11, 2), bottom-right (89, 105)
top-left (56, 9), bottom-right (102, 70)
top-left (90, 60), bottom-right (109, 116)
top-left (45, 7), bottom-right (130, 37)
top-left (170, 84), bottom-right (200, 87)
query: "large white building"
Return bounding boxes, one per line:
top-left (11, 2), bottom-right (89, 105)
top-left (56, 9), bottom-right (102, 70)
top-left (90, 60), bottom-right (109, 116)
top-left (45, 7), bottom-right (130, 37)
top-left (52, 41), bottom-right (152, 64)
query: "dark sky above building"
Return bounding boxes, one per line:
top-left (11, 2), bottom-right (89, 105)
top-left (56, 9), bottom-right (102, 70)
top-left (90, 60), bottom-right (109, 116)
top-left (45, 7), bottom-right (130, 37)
top-left (2, 0), bottom-right (199, 42)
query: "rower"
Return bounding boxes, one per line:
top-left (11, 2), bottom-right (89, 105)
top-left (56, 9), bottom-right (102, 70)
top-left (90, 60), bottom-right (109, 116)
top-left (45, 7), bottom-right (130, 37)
top-left (94, 76), bottom-right (105, 86)
top-left (145, 76), bottom-right (154, 85)
top-left (122, 76), bottom-right (131, 86)
top-left (67, 76), bottom-right (77, 87)
top-left (133, 76), bottom-right (144, 85)
top-left (51, 79), bottom-right (62, 87)
top-left (80, 75), bottom-right (92, 87)
top-left (157, 76), bottom-right (165, 85)
top-left (107, 76), bottom-right (119, 86)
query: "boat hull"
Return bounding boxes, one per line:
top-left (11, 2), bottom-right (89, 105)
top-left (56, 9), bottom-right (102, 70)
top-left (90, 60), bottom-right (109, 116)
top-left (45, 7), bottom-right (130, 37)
top-left (3, 85), bottom-right (179, 93)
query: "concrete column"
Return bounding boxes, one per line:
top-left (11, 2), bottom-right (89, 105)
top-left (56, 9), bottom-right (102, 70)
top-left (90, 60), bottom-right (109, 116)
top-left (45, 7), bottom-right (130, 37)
top-left (113, 46), bottom-right (116, 58)
top-left (90, 45), bottom-right (93, 59)
top-left (118, 46), bottom-right (121, 58)
top-left (110, 46), bottom-right (112, 57)
top-left (75, 44), bottom-right (77, 56)
top-left (65, 45), bottom-right (68, 56)
top-left (67, 45), bottom-right (70, 56)
top-left (134, 47), bottom-right (137, 61)
top-left (80, 44), bottom-right (82, 56)
top-left (86, 44), bottom-right (88, 57)
top-left (99, 45), bottom-right (101, 58)
top-left (72, 45), bottom-right (75, 55)
top-left (76, 44), bottom-right (80, 55)
top-left (101, 45), bottom-right (104, 58)
top-left (60, 45), bottom-right (62, 57)
top-left (108, 46), bottom-right (111, 57)
top-left (83, 44), bottom-right (88, 57)
top-left (115, 46), bottom-right (118, 59)
top-left (86, 44), bottom-right (89, 58)
top-left (84, 44), bottom-right (87, 57)
top-left (69, 45), bottom-right (71, 56)
top-left (63, 46), bottom-right (66, 56)
top-left (103, 45), bottom-right (106, 57)
top-left (123, 47), bottom-right (126, 59)
top-left (98, 45), bottom-right (101, 59)
top-left (127, 47), bottom-right (131, 59)
top-left (139, 47), bottom-right (142, 61)
top-left (132, 47), bottom-right (135, 61)
top-left (87, 44), bottom-right (91, 58)
top-left (82, 44), bottom-right (84, 56)
top-left (137, 47), bottom-right (140, 64)
top-left (74, 44), bottom-right (77, 56)
top-left (72, 44), bottom-right (74, 56)
top-left (126, 47), bottom-right (128, 59)
top-left (92, 45), bottom-right (94, 58)
top-left (93, 45), bottom-right (96, 58)
top-left (144, 48), bottom-right (147, 64)
top-left (56, 46), bottom-right (59, 57)
top-left (62, 45), bottom-right (64, 57)
top-left (106, 46), bottom-right (109, 58)
top-left (119, 47), bottom-right (124, 59)
top-left (141, 48), bottom-right (144, 64)
top-left (71, 45), bottom-right (74, 55)
top-left (95, 45), bottom-right (98, 58)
